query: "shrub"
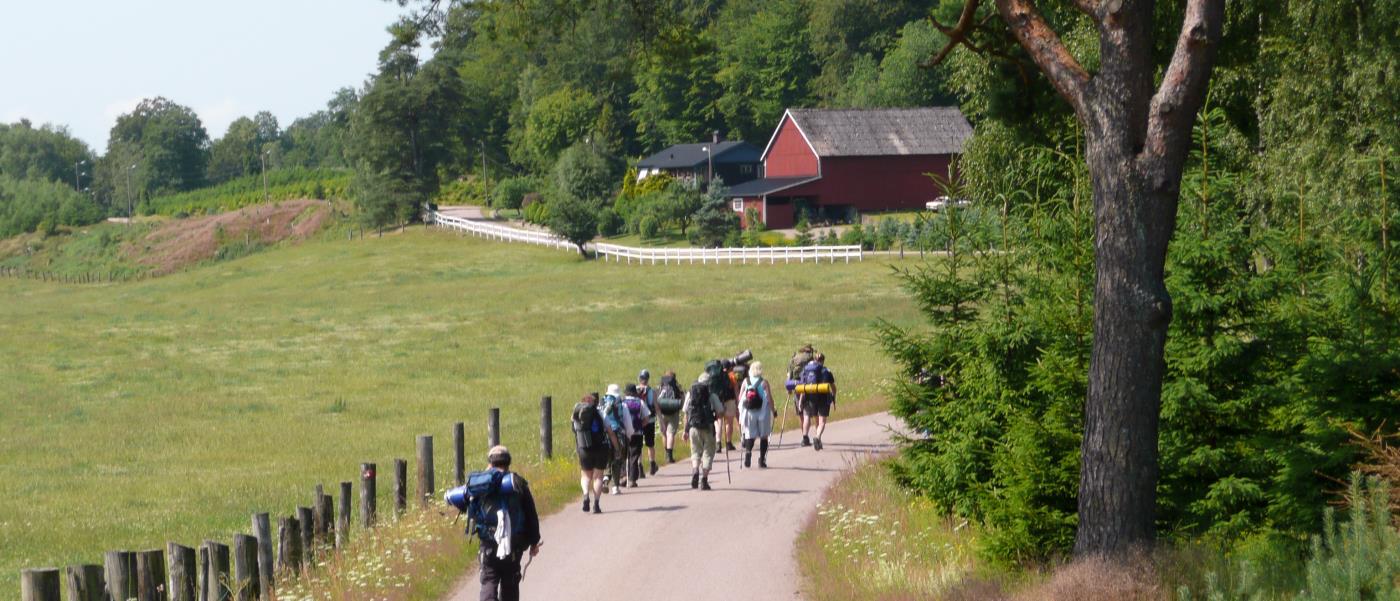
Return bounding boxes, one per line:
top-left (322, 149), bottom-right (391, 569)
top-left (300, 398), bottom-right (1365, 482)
top-left (596, 206), bottom-right (624, 237)
top-left (638, 215), bottom-right (661, 240)
top-left (491, 176), bottom-right (536, 210)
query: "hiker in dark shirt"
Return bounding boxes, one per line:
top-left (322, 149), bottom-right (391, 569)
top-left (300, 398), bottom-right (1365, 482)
top-left (476, 446), bottom-right (541, 601)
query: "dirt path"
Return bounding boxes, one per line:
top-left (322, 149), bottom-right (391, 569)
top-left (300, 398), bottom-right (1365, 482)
top-left (446, 411), bottom-right (902, 601)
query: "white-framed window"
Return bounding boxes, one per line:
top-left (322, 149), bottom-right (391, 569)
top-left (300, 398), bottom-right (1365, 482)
top-left (733, 199), bottom-right (744, 212)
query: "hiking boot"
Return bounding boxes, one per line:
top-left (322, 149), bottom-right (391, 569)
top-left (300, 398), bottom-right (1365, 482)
top-left (700, 477), bottom-right (712, 491)
top-left (666, 449), bottom-right (675, 463)
top-left (801, 435), bottom-right (811, 447)
top-left (743, 452), bottom-right (752, 468)
top-left (650, 460), bottom-right (659, 475)
top-left (691, 471), bottom-right (700, 489)
top-left (759, 456), bottom-right (768, 469)
top-left (629, 480), bottom-right (638, 488)
top-left (726, 442), bottom-right (737, 452)
top-left (813, 438), bottom-right (823, 451)
top-left (592, 498), bottom-right (602, 514)
top-left (582, 498), bottom-right (590, 513)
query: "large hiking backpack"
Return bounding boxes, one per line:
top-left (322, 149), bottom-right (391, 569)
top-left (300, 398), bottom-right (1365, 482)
top-left (705, 360), bottom-right (731, 401)
top-left (656, 382), bottom-right (682, 415)
top-left (600, 394), bottom-right (624, 433)
top-left (801, 361), bottom-right (823, 386)
top-left (623, 397), bottom-right (645, 432)
top-left (447, 470), bottom-right (522, 545)
top-left (572, 403), bottom-right (606, 450)
top-left (687, 382), bottom-right (716, 429)
top-left (789, 350), bottom-right (815, 380)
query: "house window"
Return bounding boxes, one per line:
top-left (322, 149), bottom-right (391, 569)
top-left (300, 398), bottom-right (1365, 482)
top-left (733, 199), bottom-right (743, 212)
top-left (740, 164), bottom-right (753, 174)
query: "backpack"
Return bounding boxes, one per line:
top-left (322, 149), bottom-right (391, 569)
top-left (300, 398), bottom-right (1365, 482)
top-left (600, 394), bottom-right (624, 433)
top-left (705, 360), bottom-right (733, 401)
top-left (656, 382), bottom-right (682, 415)
top-left (789, 350), bottom-right (815, 380)
top-left (801, 361), bottom-right (823, 386)
top-left (572, 403), bottom-right (606, 450)
top-left (687, 382), bottom-right (717, 429)
top-left (624, 397), bottom-right (645, 432)
top-left (742, 378), bottom-right (765, 410)
top-left (456, 470), bottom-right (522, 545)
top-left (637, 384), bottom-right (656, 416)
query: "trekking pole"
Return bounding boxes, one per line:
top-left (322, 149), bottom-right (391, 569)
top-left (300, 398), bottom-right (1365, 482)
top-left (724, 436), bottom-right (732, 483)
top-left (778, 392), bottom-right (796, 448)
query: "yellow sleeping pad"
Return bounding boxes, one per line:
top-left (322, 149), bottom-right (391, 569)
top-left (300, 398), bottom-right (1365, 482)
top-left (794, 383), bottom-right (832, 395)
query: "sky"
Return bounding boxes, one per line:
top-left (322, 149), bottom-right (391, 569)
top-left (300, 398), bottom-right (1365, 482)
top-left (0, 0), bottom-right (410, 151)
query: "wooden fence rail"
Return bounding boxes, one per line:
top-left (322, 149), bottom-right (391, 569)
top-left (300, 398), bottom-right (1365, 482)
top-left (18, 403), bottom-right (561, 600)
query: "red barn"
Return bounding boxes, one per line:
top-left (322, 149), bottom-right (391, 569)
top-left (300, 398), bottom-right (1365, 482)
top-left (725, 107), bottom-right (973, 229)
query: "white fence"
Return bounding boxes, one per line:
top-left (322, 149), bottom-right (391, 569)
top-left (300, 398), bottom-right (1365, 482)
top-left (431, 212), bottom-right (577, 252)
top-left (595, 243), bottom-right (863, 265)
top-left (431, 210), bottom-right (863, 265)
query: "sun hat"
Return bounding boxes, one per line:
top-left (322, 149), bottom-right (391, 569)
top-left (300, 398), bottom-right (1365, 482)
top-left (606, 383), bottom-right (621, 397)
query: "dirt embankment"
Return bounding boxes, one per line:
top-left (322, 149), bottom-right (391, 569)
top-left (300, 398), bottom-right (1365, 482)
top-left (130, 199), bottom-right (332, 274)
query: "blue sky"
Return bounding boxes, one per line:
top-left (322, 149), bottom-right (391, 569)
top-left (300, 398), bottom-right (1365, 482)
top-left (1, 0), bottom-right (409, 150)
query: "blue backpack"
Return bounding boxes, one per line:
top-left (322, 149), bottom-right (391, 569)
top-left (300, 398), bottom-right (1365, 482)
top-left (801, 361), bottom-right (823, 386)
top-left (447, 470), bottom-right (522, 544)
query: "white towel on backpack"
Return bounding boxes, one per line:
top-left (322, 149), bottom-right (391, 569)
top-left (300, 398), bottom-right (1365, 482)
top-left (494, 506), bottom-right (512, 559)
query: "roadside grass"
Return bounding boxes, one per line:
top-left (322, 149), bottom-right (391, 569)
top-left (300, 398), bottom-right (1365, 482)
top-left (0, 226), bottom-right (920, 593)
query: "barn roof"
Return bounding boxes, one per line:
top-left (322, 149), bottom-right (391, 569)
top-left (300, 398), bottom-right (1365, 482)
top-left (723, 176), bottom-right (821, 197)
top-left (638, 141), bottom-right (761, 169)
top-left (781, 107), bottom-right (972, 157)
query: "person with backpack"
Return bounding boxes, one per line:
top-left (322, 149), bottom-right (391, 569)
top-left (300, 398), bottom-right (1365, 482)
top-left (599, 384), bottom-right (635, 495)
top-left (459, 446), bottom-right (540, 601)
top-left (654, 370), bottom-right (685, 463)
top-left (572, 393), bottom-right (614, 513)
top-left (636, 370), bottom-right (660, 476)
top-left (789, 344), bottom-right (817, 382)
top-left (683, 371), bottom-right (725, 490)
top-left (738, 361), bottom-right (777, 468)
top-left (800, 353), bottom-right (838, 451)
top-left (622, 384), bottom-right (651, 488)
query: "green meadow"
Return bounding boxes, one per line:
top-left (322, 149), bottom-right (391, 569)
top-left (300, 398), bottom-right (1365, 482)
top-left (0, 227), bottom-right (920, 592)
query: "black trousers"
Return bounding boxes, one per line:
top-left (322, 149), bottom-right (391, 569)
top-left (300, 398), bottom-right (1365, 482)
top-left (479, 548), bottom-right (523, 601)
top-left (626, 434), bottom-right (644, 484)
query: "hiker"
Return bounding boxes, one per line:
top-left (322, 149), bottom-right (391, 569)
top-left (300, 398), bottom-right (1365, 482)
top-left (800, 353), bottom-right (838, 451)
top-left (472, 446), bottom-right (541, 601)
top-left (738, 361), bottom-right (777, 468)
top-left (572, 393), bottom-right (614, 513)
top-left (599, 384), bottom-right (635, 495)
top-left (622, 383), bottom-right (651, 488)
top-left (682, 371), bottom-right (725, 490)
top-left (636, 370), bottom-right (660, 476)
top-left (717, 362), bottom-right (741, 452)
top-left (654, 370), bottom-right (685, 463)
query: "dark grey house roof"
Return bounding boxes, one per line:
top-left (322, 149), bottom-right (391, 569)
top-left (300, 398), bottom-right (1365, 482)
top-left (724, 176), bottom-right (821, 197)
top-left (638, 141), bottom-right (761, 169)
top-left (781, 107), bottom-right (973, 157)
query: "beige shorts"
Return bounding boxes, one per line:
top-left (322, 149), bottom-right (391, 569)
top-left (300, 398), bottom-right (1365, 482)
top-left (722, 399), bottom-right (739, 418)
top-left (659, 413), bottom-right (681, 437)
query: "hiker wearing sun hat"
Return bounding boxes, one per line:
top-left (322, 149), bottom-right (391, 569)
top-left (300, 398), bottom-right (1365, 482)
top-left (599, 383), bottom-right (634, 495)
top-left (682, 370), bottom-right (725, 490)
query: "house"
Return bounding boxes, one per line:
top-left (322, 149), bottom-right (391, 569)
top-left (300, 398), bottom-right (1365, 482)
top-left (636, 134), bottom-right (762, 188)
top-left (726, 107), bottom-right (973, 229)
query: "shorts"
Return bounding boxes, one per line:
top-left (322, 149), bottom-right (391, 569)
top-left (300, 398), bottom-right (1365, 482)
top-left (642, 422), bottom-right (656, 448)
top-left (722, 399), bottom-right (739, 418)
top-left (658, 413), bottom-right (681, 439)
top-left (802, 395), bottom-right (831, 418)
top-left (577, 447), bottom-right (609, 471)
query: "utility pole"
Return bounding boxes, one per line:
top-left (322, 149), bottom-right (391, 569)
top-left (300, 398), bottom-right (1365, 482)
top-left (125, 163), bottom-right (137, 225)
top-left (261, 150), bottom-right (271, 202)
top-left (73, 159), bottom-right (86, 191)
top-left (480, 140), bottom-right (487, 182)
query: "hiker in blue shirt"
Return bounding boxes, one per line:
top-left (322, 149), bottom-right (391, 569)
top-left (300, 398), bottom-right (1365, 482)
top-left (599, 384), bottom-right (634, 495)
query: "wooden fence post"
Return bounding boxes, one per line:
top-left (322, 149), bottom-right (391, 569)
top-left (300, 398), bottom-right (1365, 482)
top-left (105, 550), bottom-right (137, 601)
top-left (541, 396), bottom-right (553, 460)
top-left (337, 482), bottom-right (351, 548)
top-left (453, 422), bottom-right (466, 487)
top-left (488, 407), bottom-right (501, 448)
top-left (393, 459), bottom-right (407, 515)
top-left (64, 564), bottom-right (104, 601)
top-left (232, 535), bottom-right (258, 601)
top-left (360, 463), bottom-right (377, 528)
top-left (20, 568), bottom-right (60, 601)
top-left (203, 542), bottom-right (230, 601)
top-left (416, 435), bottom-right (434, 506)
top-left (136, 548), bottom-right (167, 601)
top-left (312, 488), bottom-right (329, 548)
top-left (166, 544), bottom-right (196, 601)
top-left (197, 545), bottom-right (208, 601)
top-left (318, 493), bottom-right (335, 549)
top-left (250, 515), bottom-right (272, 599)
top-left (295, 507), bottom-right (315, 566)
top-left (276, 517), bottom-right (300, 575)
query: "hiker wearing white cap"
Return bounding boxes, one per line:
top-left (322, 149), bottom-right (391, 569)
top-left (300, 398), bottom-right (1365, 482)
top-left (654, 370), bottom-right (685, 464)
top-left (738, 361), bottom-right (777, 468)
top-left (473, 446), bottom-right (540, 601)
top-left (682, 370), bottom-right (725, 490)
top-left (598, 383), bottom-right (634, 495)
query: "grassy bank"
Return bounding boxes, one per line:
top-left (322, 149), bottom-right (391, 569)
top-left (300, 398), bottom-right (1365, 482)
top-left (0, 227), bottom-right (919, 593)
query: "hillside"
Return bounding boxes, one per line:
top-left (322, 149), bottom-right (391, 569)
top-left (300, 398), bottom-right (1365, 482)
top-left (0, 228), bottom-right (920, 593)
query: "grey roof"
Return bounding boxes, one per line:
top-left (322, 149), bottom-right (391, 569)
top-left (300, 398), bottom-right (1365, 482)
top-left (724, 176), bottom-right (821, 197)
top-left (783, 107), bottom-right (973, 157)
top-left (638, 141), bottom-right (761, 169)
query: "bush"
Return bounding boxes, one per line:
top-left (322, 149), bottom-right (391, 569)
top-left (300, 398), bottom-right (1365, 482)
top-left (143, 168), bottom-right (350, 217)
top-left (596, 206), bottom-right (624, 237)
top-left (523, 198), bottom-right (550, 225)
top-left (491, 176), bottom-right (537, 210)
top-left (638, 215), bottom-right (661, 240)
top-left (434, 176), bottom-right (492, 206)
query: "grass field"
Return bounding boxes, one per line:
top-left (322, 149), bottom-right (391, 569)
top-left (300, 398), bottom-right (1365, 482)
top-left (0, 226), bottom-right (920, 593)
